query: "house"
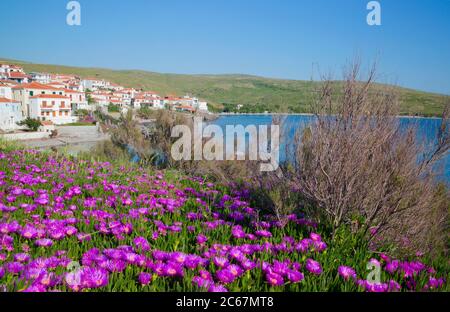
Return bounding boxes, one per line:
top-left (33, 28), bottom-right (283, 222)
top-left (47, 82), bottom-right (67, 89)
top-left (0, 81), bottom-right (16, 99)
top-left (39, 120), bottom-right (56, 133)
top-left (0, 64), bottom-right (25, 75)
top-left (81, 78), bottom-right (110, 91)
top-left (30, 72), bottom-right (52, 84)
top-left (0, 97), bottom-right (23, 131)
top-left (197, 101), bottom-right (208, 111)
top-left (176, 105), bottom-right (196, 113)
top-left (7, 72), bottom-right (30, 84)
top-left (109, 83), bottom-right (124, 91)
top-left (63, 88), bottom-right (89, 112)
top-left (50, 74), bottom-right (77, 83)
top-left (12, 82), bottom-right (65, 117)
top-left (89, 90), bottom-right (110, 106)
top-left (29, 94), bottom-right (76, 125)
top-left (0, 64), bottom-right (11, 75)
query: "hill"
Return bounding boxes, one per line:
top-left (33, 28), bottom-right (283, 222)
top-left (1, 58), bottom-right (447, 116)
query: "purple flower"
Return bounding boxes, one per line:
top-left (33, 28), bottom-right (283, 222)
top-left (287, 269), bottom-right (304, 283)
top-left (338, 266), bottom-right (357, 281)
top-left (388, 280), bottom-right (401, 292)
top-left (81, 267), bottom-right (109, 288)
top-left (240, 258), bottom-right (257, 271)
top-left (35, 239), bottom-right (53, 247)
top-left (213, 257), bottom-right (229, 268)
top-left (138, 272), bottom-right (152, 286)
top-left (426, 277), bottom-right (444, 290)
top-left (5, 262), bottom-right (24, 274)
top-left (208, 284), bottom-right (228, 292)
top-left (295, 239), bottom-right (311, 253)
top-left (366, 282), bottom-right (389, 292)
top-left (171, 252), bottom-right (187, 264)
top-left (266, 272), bottom-right (284, 286)
top-left (305, 259), bottom-right (322, 275)
top-left (227, 264), bottom-right (244, 277)
top-left (385, 260), bottom-right (399, 274)
top-left (310, 232), bottom-right (322, 242)
top-left (0, 266), bottom-right (5, 279)
top-left (231, 225), bottom-right (246, 239)
top-left (196, 234), bottom-right (208, 245)
top-left (133, 236), bottom-right (150, 252)
top-left (163, 262), bottom-right (184, 277)
top-left (192, 276), bottom-right (213, 289)
top-left (255, 230), bottom-right (272, 238)
top-left (14, 253), bottom-right (30, 263)
top-left (216, 269), bottom-right (236, 284)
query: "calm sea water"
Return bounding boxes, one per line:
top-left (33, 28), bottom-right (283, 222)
top-left (213, 114), bottom-right (449, 183)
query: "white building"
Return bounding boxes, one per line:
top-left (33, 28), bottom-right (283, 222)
top-left (197, 101), bottom-right (208, 111)
top-left (7, 72), bottom-right (30, 84)
top-left (12, 82), bottom-right (64, 117)
top-left (0, 97), bottom-right (23, 131)
top-left (0, 81), bottom-right (14, 99)
top-left (81, 78), bottom-right (110, 91)
top-left (64, 89), bottom-right (89, 112)
top-left (30, 72), bottom-right (52, 84)
top-left (29, 94), bottom-right (77, 125)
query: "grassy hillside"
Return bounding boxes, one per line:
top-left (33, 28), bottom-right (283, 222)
top-left (1, 58), bottom-right (447, 116)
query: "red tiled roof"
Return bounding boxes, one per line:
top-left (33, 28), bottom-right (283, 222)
top-left (12, 82), bottom-right (60, 91)
top-left (8, 72), bottom-right (28, 79)
top-left (30, 94), bottom-right (69, 99)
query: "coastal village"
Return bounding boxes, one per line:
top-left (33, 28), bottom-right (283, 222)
top-left (0, 63), bottom-right (209, 135)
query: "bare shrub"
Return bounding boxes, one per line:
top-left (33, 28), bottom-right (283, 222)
top-left (292, 61), bottom-right (449, 254)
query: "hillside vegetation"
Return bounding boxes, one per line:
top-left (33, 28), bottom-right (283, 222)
top-left (1, 58), bottom-right (447, 116)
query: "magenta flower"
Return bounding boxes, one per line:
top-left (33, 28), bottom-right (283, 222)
top-left (266, 272), bottom-right (284, 286)
top-left (5, 262), bottom-right (24, 274)
top-left (35, 238), bottom-right (53, 247)
top-left (81, 267), bottom-right (109, 288)
top-left (255, 230), bottom-right (272, 238)
top-left (338, 266), bottom-right (357, 281)
top-left (14, 253), bottom-right (30, 263)
top-left (305, 259), bottom-right (322, 275)
top-left (231, 225), bottom-right (246, 239)
top-left (213, 257), bottom-right (229, 268)
top-left (197, 234), bottom-right (208, 245)
top-left (310, 232), bottom-right (322, 242)
top-left (163, 262), bottom-right (184, 277)
top-left (287, 269), bottom-right (304, 283)
top-left (192, 276), bottom-right (213, 288)
top-left (388, 280), bottom-right (401, 292)
top-left (138, 272), bottom-right (152, 286)
top-left (216, 269), bottom-right (236, 284)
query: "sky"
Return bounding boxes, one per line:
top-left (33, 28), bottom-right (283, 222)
top-left (0, 0), bottom-right (449, 95)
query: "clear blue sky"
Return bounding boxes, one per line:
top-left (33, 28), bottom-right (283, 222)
top-left (0, 0), bottom-right (449, 94)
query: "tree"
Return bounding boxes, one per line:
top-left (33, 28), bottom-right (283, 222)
top-left (17, 118), bottom-right (42, 132)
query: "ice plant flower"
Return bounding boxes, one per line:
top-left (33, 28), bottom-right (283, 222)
top-left (266, 272), bottom-right (284, 286)
top-left (35, 239), bottom-right (53, 247)
top-left (338, 266), bottom-right (357, 281)
top-left (81, 267), bottom-right (109, 288)
top-left (216, 268), bottom-right (236, 284)
top-left (287, 269), bottom-right (304, 283)
top-left (138, 272), bottom-right (152, 286)
top-left (305, 259), bottom-right (322, 275)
